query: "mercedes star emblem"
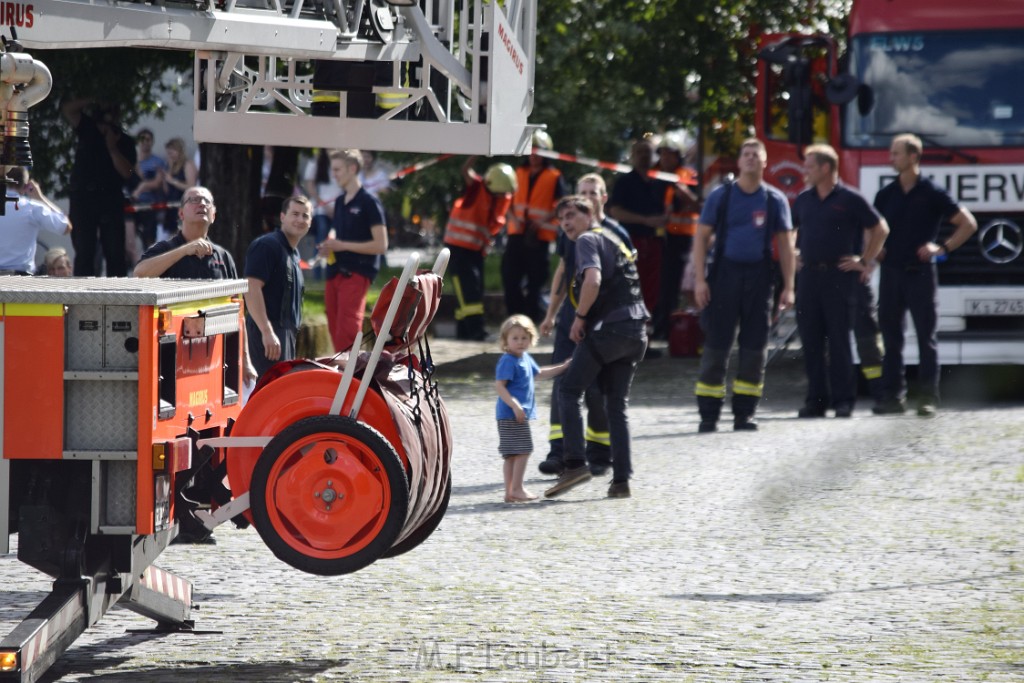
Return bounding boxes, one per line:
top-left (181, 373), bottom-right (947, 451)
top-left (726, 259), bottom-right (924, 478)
top-left (978, 220), bottom-right (1024, 265)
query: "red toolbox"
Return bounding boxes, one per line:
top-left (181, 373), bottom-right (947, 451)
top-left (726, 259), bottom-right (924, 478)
top-left (669, 309), bottom-right (703, 357)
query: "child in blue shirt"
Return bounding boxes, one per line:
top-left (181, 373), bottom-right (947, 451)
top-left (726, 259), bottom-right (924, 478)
top-left (495, 315), bottom-right (569, 503)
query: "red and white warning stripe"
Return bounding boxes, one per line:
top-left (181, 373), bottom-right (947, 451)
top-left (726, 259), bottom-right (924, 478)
top-left (382, 149), bottom-right (697, 186)
top-left (389, 154), bottom-right (454, 180)
top-left (141, 566), bottom-right (193, 605)
top-left (19, 591), bottom-right (86, 673)
top-left (533, 149), bottom-right (698, 185)
top-left (124, 201), bottom-right (182, 214)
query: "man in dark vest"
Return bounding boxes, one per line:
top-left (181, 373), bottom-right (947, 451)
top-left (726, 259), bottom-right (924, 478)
top-left (544, 196), bottom-right (649, 500)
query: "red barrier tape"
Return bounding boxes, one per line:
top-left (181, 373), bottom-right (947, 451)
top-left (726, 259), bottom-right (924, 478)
top-left (124, 201), bottom-right (181, 213)
top-left (533, 149), bottom-right (698, 186)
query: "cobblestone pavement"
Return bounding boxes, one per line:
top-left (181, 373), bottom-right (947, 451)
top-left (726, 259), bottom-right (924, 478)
top-left (3, 339), bottom-right (1023, 682)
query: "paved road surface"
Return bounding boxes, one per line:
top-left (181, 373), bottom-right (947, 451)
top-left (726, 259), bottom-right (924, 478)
top-left (2, 344), bottom-right (1023, 682)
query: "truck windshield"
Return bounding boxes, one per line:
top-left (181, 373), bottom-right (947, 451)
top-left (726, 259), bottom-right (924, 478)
top-left (844, 29), bottom-right (1024, 148)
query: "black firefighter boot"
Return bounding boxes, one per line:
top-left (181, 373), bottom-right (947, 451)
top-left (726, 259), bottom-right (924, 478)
top-left (697, 395), bottom-right (723, 433)
top-left (732, 393), bottom-right (759, 431)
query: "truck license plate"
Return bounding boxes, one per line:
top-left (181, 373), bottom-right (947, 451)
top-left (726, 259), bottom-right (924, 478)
top-left (966, 299), bottom-right (1024, 315)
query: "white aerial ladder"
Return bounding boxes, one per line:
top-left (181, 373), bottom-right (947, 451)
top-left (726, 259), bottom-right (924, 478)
top-left (4, 0), bottom-right (538, 157)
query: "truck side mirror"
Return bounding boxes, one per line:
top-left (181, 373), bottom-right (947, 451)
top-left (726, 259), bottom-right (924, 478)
top-left (825, 73), bottom-right (860, 105)
top-left (857, 84), bottom-right (875, 116)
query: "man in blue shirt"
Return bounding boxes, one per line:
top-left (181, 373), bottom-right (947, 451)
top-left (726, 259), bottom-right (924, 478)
top-left (0, 168), bottom-right (71, 274)
top-left (793, 144), bottom-right (888, 418)
top-left (244, 196), bottom-right (312, 380)
top-left (317, 149), bottom-right (388, 354)
top-left (691, 138), bottom-right (796, 432)
top-left (872, 133), bottom-right (977, 417)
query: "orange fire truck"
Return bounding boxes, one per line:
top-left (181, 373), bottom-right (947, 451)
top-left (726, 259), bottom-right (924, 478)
top-left (0, 0), bottom-right (538, 679)
top-left (1, 252), bottom-right (451, 682)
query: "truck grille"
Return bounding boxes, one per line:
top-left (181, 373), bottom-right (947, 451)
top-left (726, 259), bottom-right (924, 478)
top-left (937, 213), bottom-right (1024, 286)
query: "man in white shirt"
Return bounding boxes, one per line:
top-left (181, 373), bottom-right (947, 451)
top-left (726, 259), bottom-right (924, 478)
top-left (0, 168), bottom-right (72, 274)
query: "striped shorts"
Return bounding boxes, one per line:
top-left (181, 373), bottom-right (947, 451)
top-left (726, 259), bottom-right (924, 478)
top-left (497, 419), bottom-right (533, 457)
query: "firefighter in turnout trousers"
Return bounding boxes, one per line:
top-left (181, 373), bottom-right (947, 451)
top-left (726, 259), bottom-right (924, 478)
top-left (691, 139), bottom-right (796, 432)
top-left (502, 130), bottom-right (568, 322)
top-left (443, 157), bottom-right (517, 340)
top-left (543, 195), bottom-right (649, 500)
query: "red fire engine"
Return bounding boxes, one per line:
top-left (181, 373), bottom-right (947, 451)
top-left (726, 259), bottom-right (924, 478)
top-left (753, 0), bottom-right (1024, 366)
top-left (756, 0), bottom-right (1024, 364)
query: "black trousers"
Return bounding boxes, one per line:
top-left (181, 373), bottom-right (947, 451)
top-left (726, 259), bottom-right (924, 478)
top-left (695, 259), bottom-right (774, 421)
top-left (546, 301), bottom-right (611, 466)
top-left (501, 233), bottom-right (550, 322)
top-left (652, 233), bottom-right (692, 336)
top-left (70, 192), bottom-right (128, 277)
top-left (796, 266), bottom-right (857, 409)
top-left (879, 263), bottom-right (940, 402)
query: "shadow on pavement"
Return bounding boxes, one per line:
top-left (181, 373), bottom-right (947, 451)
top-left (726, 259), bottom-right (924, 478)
top-left (43, 658), bottom-right (347, 683)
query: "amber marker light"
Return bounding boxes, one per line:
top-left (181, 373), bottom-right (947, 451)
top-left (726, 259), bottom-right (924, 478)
top-left (152, 443), bottom-right (167, 471)
top-left (157, 308), bottom-right (173, 334)
top-left (0, 651), bottom-right (18, 671)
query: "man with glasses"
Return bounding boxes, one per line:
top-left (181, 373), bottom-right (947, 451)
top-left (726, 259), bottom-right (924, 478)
top-left (134, 185), bottom-right (247, 545)
top-left (134, 186), bottom-right (238, 280)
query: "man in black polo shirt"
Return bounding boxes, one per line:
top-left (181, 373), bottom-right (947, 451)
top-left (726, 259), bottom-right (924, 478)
top-left (608, 138), bottom-right (667, 317)
top-left (872, 134), bottom-right (977, 417)
top-left (134, 184), bottom-right (246, 544)
top-left (793, 145), bottom-right (888, 418)
top-left (244, 196), bottom-right (312, 379)
top-left (134, 185), bottom-right (238, 280)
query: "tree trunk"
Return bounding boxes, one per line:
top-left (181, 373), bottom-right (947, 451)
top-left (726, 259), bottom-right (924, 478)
top-left (199, 142), bottom-right (264, 270)
top-left (260, 146), bottom-right (301, 232)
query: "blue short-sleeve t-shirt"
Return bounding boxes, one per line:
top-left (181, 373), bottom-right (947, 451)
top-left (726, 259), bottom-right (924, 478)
top-left (699, 182), bottom-right (793, 263)
top-left (495, 351), bottom-right (540, 420)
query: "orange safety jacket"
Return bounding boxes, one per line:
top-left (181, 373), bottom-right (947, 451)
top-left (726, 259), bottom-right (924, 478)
top-left (443, 180), bottom-right (512, 253)
top-left (663, 179), bottom-right (700, 237)
top-left (510, 166), bottom-right (561, 243)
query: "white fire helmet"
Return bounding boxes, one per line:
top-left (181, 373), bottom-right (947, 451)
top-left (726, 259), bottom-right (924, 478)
top-left (531, 130), bottom-right (554, 151)
top-left (484, 163), bottom-right (518, 194)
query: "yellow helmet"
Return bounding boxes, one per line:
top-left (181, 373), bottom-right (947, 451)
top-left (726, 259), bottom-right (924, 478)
top-left (531, 130), bottom-right (554, 151)
top-left (484, 163), bottom-right (517, 194)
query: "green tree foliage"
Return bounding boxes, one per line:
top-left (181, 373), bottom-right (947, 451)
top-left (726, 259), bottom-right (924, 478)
top-left (533, 0), bottom-right (848, 159)
top-left (27, 48), bottom-right (192, 195)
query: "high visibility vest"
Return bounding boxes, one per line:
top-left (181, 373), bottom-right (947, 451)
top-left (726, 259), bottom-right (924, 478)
top-left (510, 166), bottom-right (561, 242)
top-left (663, 181), bottom-right (700, 237)
top-left (444, 180), bottom-right (512, 253)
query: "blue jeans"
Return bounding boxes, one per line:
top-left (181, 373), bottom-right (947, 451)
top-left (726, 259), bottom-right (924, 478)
top-left (558, 319), bottom-right (647, 483)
